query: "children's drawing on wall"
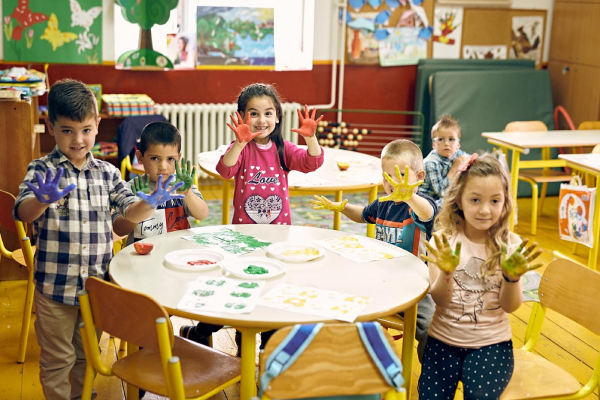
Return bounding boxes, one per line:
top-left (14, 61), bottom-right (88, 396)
top-left (196, 6), bottom-right (274, 67)
top-left (463, 45), bottom-right (507, 60)
top-left (2, 0), bottom-right (102, 64)
top-left (510, 16), bottom-right (542, 66)
top-left (167, 33), bottom-right (196, 69)
top-left (432, 6), bottom-right (463, 59)
top-left (346, 12), bottom-right (379, 65)
top-left (378, 28), bottom-right (427, 66)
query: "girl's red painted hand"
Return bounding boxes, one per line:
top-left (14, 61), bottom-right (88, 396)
top-left (227, 111), bottom-right (262, 143)
top-left (291, 105), bottom-right (324, 138)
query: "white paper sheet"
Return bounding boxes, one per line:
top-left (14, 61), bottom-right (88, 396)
top-left (177, 277), bottom-right (265, 314)
top-left (314, 235), bottom-right (406, 264)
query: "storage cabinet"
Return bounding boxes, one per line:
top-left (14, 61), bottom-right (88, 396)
top-left (549, 0), bottom-right (600, 127)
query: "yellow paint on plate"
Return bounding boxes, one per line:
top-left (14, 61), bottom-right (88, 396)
top-left (281, 248), bottom-right (320, 257)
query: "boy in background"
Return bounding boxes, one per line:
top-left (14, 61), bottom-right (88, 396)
top-left (312, 139), bottom-right (437, 361)
top-left (14, 79), bottom-right (184, 400)
top-left (418, 114), bottom-right (470, 206)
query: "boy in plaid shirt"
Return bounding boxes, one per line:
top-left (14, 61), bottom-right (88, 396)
top-left (418, 115), bottom-right (470, 206)
top-left (14, 79), bottom-right (184, 400)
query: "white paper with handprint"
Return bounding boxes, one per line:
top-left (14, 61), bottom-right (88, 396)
top-left (314, 235), bottom-right (405, 263)
top-left (259, 283), bottom-right (372, 322)
top-left (177, 277), bottom-right (265, 314)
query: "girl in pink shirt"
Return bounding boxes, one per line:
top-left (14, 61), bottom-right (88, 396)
top-left (419, 153), bottom-right (543, 400)
top-left (217, 83), bottom-right (324, 225)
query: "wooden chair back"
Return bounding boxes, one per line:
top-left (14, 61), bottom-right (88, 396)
top-left (578, 121), bottom-right (600, 130)
top-left (259, 323), bottom-right (401, 399)
top-left (83, 277), bottom-right (174, 351)
top-left (539, 258), bottom-right (600, 335)
top-left (504, 120), bottom-right (548, 132)
top-left (0, 190), bottom-right (18, 235)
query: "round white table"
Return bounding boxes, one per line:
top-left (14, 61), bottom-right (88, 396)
top-left (198, 146), bottom-right (383, 237)
top-left (109, 225), bottom-right (429, 400)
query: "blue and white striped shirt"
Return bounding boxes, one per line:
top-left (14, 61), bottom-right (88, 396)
top-left (14, 147), bottom-right (137, 305)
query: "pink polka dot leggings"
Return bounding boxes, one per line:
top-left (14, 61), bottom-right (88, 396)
top-left (418, 337), bottom-right (514, 400)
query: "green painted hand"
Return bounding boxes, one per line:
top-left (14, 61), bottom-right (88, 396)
top-left (421, 232), bottom-right (462, 274)
top-left (291, 105), bottom-right (324, 138)
top-left (501, 238), bottom-right (543, 280)
top-left (379, 165), bottom-right (424, 203)
top-left (132, 174), bottom-right (151, 194)
top-left (311, 195), bottom-right (348, 212)
top-left (175, 157), bottom-right (195, 192)
top-left (227, 111), bottom-right (262, 143)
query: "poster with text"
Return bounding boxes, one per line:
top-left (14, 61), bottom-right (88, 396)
top-left (463, 45), bottom-right (507, 60)
top-left (432, 6), bottom-right (463, 59)
top-left (379, 27), bottom-right (427, 66)
top-left (196, 6), bottom-right (274, 67)
top-left (509, 16), bottom-right (543, 66)
top-left (167, 32), bottom-right (196, 69)
top-left (3, 0), bottom-right (102, 64)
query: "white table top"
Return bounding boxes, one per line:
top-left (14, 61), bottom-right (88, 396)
top-left (559, 153), bottom-right (600, 173)
top-left (198, 146), bottom-right (383, 191)
top-left (109, 225), bottom-right (429, 329)
top-left (482, 130), bottom-right (600, 150)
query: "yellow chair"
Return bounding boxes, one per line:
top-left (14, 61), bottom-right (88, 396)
top-left (0, 189), bottom-right (36, 364)
top-left (119, 155), bottom-right (145, 181)
top-left (500, 258), bottom-right (600, 399)
top-left (258, 323), bottom-right (406, 400)
top-left (578, 121), bottom-right (600, 130)
top-left (78, 276), bottom-right (241, 400)
top-left (504, 121), bottom-right (573, 235)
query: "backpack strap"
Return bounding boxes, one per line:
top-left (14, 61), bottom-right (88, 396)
top-left (357, 322), bottom-right (404, 390)
top-left (258, 323), bottom-right (324, 397)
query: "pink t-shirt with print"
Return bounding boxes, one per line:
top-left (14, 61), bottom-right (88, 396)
top-left (216, 140), bottom-right (324, 225)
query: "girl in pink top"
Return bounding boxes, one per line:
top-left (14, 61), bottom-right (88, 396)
top-left (419, 153), bottom-right (543, 400)
top-left (217, 83), bottom-right (324, 225)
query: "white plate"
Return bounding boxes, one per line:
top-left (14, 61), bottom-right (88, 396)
top-left (164, 249), bottom-right (224, 271)
top-left (267, 242), bottom-right (325, 262)
top-left (222, 257), bottom-right (286, 280)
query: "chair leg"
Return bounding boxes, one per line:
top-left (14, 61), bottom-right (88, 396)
top-left (530, 183), bottom-right (538, 235)
top-left (17, 275), bottom-right (35, 363)
top-left (538, 182), bottom-right (548, 217)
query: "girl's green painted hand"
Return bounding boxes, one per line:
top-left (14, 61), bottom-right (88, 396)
top-left (175, 157), bottom-right (195, 192)
top-left (379, 165), bottom-right (424, 203)
top-left (227, 111), bottom-right (262, 143)
top-left (291, 105), bottom-right (324, 138)
top-left (311, 195), bottom-right (348, 212)
top-left (132, 174), bottom-right (151, 194)
top-left (421, 232), bottom-right (462, 274)
top-left (501, 238), bottom-right (543, 280)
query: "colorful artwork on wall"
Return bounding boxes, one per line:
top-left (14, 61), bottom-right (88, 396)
top-left (509, 15), bottom-right (543, 66)
top-left (462, 44), bottom-right (507, 60)
top-left (167, 33), bottom-right (197, 69)
top-left (2, 0), bottom-right (102, 64)
top-left (378, 27), bottom-right (427, 66)
top-left (432, 6), bottom-right (463, 59)
top-left (196, 6), bottom-right (274, 67)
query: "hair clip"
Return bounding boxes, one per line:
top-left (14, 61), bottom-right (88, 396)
top-left (457, 153), bottom-right (478, 173)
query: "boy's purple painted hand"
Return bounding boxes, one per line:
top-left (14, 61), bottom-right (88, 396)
top-left (227, 111), bottom-right (262, 143)
top-left (25, 168), bottom-right (76, 204)
top-left (137, 174), bottom-right (184, 208)
top-left (421, 232), bottom-right (461, 274)
top-left (501, 238), bottom-right (543, 280)
top-left (291, 105), bottom-right (324, 138)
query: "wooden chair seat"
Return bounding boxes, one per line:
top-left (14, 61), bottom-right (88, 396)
top-left (376, 314), bottom-right (404, 332)
top-left (500, 349), bottom-right (580, 399)
top-left (518, 169), bottom-right (573, 183)
top-left (11, 246), bottom-right (35, 266)
top-left (113, 336), bottom-right (241, 398)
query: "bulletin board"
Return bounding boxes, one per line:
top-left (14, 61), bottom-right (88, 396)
top-left (460, 8), bottom-right (546, 65)
top-left (345, 1), bottom-right (434, 65)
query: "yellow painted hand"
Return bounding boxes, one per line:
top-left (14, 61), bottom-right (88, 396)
top-left (421, 232), bottom-right (461, 274)
top-left (501, 238), bottom-right (543, 280)
top-left (379, 165), bottom-right (424, 203)
top-left (311, 195), bottom-right (348, 212)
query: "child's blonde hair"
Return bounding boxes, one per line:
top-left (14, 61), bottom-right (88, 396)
top-left (381, 139), bottom-right (423, 174)
top-left (434, 152), bottom-right (512, 275)
top-left (431, 114), bottom-right (461, 139)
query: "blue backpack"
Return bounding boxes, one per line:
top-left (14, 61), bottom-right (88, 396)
top-left (258, 322), bottom-right (405, 399)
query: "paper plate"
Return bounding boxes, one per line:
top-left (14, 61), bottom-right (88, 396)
top-left (222, 257), bottom-right (286, 280)
top-left (164, 249), bottom-right (224, 271)
top-left (267, 241), bottom-right (325, 262)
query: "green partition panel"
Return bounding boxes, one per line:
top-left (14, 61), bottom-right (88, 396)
top-left (414, 59), bottom-right (535, 153)
top-left (431, 69), bottom-right (555, 197)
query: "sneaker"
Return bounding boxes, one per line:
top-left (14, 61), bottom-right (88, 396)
top-left (179, 325), bottom-right (210, 346)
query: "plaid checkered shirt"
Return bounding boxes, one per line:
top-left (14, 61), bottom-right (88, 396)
top-left (418, 149), bottom-right (468, 200)
top-left (14, 147), bottom-right (137, 306)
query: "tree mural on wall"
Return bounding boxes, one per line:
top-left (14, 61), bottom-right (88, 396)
top-left (116, 0), bottom-right (177, 69)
